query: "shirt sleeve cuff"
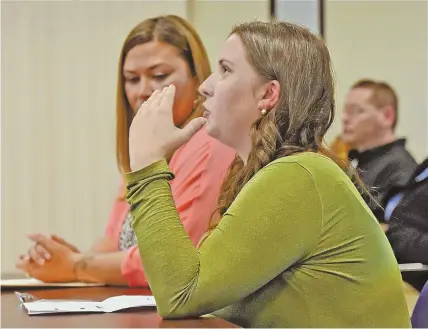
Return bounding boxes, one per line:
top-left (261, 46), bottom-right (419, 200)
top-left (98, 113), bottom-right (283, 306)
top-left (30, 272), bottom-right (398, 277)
top-left (125, 159), bottom-right (175, 185)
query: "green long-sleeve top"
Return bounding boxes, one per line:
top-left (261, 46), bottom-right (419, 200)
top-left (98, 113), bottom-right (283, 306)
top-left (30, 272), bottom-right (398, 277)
top-left (126, 152), bottom-right (411, 328)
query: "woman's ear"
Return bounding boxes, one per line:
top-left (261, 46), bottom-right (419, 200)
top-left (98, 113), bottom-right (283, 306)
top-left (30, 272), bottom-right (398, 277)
top-left (258, 80), bottom-right (280, 111)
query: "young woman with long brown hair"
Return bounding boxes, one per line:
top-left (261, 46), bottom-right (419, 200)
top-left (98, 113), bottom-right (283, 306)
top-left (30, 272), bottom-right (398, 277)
top-left (125, 20), bottom-right (410, 327)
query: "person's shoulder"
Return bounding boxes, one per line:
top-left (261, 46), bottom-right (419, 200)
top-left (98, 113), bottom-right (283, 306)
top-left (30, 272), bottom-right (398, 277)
top-left (386, 148), bottom-right (417, 174)
top-left (266, 152), bottom-right (339, 173)
top-left (245, 153), bottom-right (335, 197)
top-left (259, 152), bottom-right (346, 185)
top-left (388, 139), bottom-right (417, 164)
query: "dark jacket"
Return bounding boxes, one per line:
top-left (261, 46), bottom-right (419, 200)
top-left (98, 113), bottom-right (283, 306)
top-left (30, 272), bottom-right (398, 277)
top-left (385, 158), bottom-right (428, 263)
top-left (384, 158), bottom-right (428, 291)
top-left (348, 139), bottom-right (417, 220)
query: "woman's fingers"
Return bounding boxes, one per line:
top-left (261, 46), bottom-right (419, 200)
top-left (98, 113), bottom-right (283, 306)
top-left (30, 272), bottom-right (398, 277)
top-left (28, 245), bottom-right (48, 266)
top-left (159, 85), bottom-right (176, 115)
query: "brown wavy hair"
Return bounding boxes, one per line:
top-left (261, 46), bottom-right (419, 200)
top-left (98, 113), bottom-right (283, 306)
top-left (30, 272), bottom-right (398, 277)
top-left (202, 20), bottom-right (349, 237)
top-left (116, 15), bottom-right (211, 175)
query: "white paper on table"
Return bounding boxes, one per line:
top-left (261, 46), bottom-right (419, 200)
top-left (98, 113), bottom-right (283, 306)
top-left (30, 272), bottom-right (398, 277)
top-left (1, 278), bottom-right (105, 288)
top-left (23, 295), bottom-right (157, 315)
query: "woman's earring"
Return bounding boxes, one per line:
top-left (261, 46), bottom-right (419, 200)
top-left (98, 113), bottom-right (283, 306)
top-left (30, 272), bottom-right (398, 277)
top-left (261, 109), bottom-right (268, 116)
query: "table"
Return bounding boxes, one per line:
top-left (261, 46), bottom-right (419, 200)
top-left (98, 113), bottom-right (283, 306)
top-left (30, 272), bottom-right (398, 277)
top-left (1, 286), bottom-right (239, 328)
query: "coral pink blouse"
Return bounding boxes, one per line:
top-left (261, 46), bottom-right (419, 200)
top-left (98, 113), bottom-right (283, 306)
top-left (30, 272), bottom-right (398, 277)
top-left (105, 128), bottom-right (235, 286)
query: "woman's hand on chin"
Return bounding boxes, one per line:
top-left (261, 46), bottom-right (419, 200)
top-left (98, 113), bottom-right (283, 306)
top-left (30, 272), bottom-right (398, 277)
top-left (129, 85), bottom-right (207, 172)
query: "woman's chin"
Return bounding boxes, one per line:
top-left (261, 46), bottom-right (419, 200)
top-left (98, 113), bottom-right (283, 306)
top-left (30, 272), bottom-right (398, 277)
top-left (205, 122), bottom-right (218, 138)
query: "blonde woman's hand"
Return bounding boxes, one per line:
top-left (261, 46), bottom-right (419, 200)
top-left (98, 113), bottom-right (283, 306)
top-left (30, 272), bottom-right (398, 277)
top-left (129, 85), bottom-right (207, 172)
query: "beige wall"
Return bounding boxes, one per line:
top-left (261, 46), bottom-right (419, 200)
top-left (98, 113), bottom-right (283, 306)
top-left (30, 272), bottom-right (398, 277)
top-left (325, 0), bottom-right (428, 161)
top-left (192, 0), bottom-right (269, 69)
